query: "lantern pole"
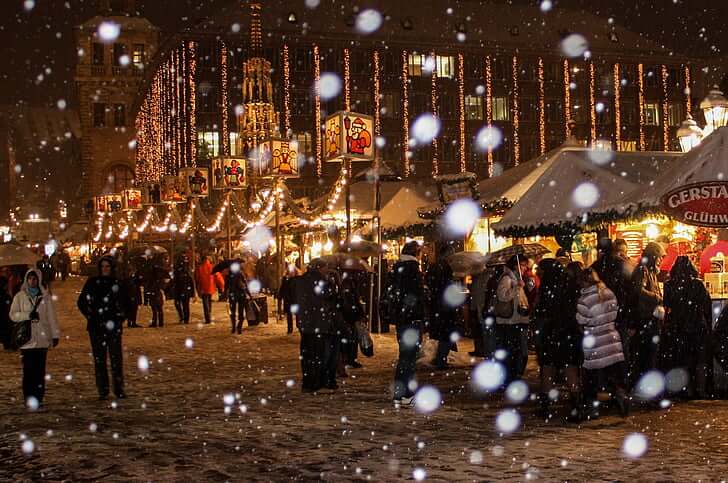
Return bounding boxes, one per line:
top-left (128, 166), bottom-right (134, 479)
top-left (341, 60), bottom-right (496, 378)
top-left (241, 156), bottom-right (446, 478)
top-left (274, 179), bottom-right (283, 310)
top-left (344, 156), bottom-right (352, 241)
top-left (226, 190), bottom-right (233, 260)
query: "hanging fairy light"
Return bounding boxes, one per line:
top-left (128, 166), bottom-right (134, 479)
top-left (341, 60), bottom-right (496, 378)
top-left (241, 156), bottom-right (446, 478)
top-left (343, 47), bottom-right (351, 111)
top-left (283, 44), bottom-right (291, 133)
top-left (613, 63), bottom-right (621, 149)
top-left (485, 55), bottom-right (493, 176)
top-left (431, 50), bottom-right (439, 176)
top-left (104, 214), bottom-right (114, 240)
top-left (181, 44), bottom-right (188, 167)
top-left (401, 50), bottom-right (410, 177)
top-left (179, 200), bottom-right (195, 234)
top-left (512, 54), bottom-right (520, 166)
top-left (92, 212), bottom-right (105, 242)
top-left (188, 41), bottom-right (197, 166)
top-left (563, 59), bottom-right (571, 139)
top-left (458, 53), bottom-right (466, 172)
top-left (207, 198), bottom-right (229, 233)
top-left (373, 51), bottom-right (381, 136)
top-left (537, 57), bottom-right (546, 155)
top-left (175, 49), bottom-right (182, 169)
top-left (661, 64), bottom-right (670, 150)
top-left (136, 206), bottom-right (155, 233)
top-left (221, 42), bottom-right (230, 156)
top-left (154, 208), bottom-right (173, 233)
top-left (684, 65), bottom-right (692, 115)
top-left (637, 63), bottom-right (646, 150)
top-left (313, 44), bottom-right (322, 176)
top-left (589, 61), bottom-right (597, 145)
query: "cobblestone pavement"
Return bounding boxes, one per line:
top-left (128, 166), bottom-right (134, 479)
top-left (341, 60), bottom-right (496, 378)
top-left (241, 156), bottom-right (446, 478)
top-left (1, 278), bottom-right (728, 482)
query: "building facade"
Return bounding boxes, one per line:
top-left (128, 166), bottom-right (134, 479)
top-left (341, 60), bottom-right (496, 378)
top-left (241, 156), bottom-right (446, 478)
top-left (75, 0), bottom-right (159, 200)
top-left (132, 0), bottom-right (699, 199)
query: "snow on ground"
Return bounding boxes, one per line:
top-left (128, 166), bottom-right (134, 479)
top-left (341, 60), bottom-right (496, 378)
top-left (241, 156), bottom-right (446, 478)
top-left (1, 278), bottom-right (728, 481)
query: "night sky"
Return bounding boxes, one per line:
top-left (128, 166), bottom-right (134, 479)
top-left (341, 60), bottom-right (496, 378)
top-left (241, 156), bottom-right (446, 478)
top-left (1, 0), bottom-right (727, 109)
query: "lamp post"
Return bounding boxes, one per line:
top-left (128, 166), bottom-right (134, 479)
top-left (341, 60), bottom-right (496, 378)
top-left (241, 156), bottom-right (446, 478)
top-left (699, 87), bottom-right (728, 135)
top-left (677, 114), bottom-right (704, 153)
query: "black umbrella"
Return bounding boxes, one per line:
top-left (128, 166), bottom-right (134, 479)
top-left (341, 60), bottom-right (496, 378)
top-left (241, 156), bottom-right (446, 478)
top-left (212, 258), bottom-right (243, 274)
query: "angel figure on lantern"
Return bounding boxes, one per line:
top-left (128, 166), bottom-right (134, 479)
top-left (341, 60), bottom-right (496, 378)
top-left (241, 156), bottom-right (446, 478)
top-left (326, 118), bottom-right (341, 158)
top-left (225, 159), bottom-right (245, 187)
top-left (272, 142), bottom-right (297, 176)
top-left (344, 116), bottom-right (372, 156)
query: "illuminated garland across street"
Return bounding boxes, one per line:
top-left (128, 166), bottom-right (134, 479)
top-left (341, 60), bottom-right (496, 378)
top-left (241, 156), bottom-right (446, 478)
top-left (484, 55), bottom-right (493, 176)
top-left (589, 61), bottom-right (597, 145)
top-left (563, 59), bottom-right (571, 138)
top-left (511, 55), bottom-right (520, 166)
top-left (614, 63), bottom-right (621, 148)
top-left (458, 53), bottom-right (466, 172)
top-left (538, 57), bottom-right (546, 155)
top-left (401, 50), bottom-right (410, 177)
top-left (638, 63), bottom-right (646, 151)
top-left (431, 51), bottom-right (439, 176)
top-left (661, 64), bottom-right (670, 150)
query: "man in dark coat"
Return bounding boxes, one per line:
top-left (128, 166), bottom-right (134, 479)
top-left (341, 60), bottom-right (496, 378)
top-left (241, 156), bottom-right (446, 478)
top-left (226, 262), bottom-right (251, 334)
top-left (384, 241), bottom-right (426, 407)
top-left (427, 243), bottom-right (458, 370)
top-left (77, 256), bottom-right (127, 400)
top-left (172, 256), bottom-right (195, 324)
top-left (278, 267), bottom-right (299, 334)
top-left (629, 241), bottom-right (665, 387)
top-left (139, 256), bottom-right (166, 327)
top-left (297, 260), bottom-right (343, 392)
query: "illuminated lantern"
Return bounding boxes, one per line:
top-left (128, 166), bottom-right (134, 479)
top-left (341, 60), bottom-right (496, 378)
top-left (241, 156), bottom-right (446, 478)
top-left (324, 111), bottom-right (375, 162)
top-left (105, 194), bottom-right (123, 212)
top-left (142, 182), bottom-right (162, 204)
top-left (256, 137), bottom-right (301, 178)
top-left (677, 115), bottom-right (703, 153)
top-left (94, 196), bottom-right (107, 213)
top-left (179, 167), bottom-right (210, 197)
top-left (160, 175), bottom-right (186, 203)
top-left (212, 157), bottom-right (247, 189)
top-left (700, 88), bottom-right (728, 135)
top-left (122, 189), bottom-right (143, 210)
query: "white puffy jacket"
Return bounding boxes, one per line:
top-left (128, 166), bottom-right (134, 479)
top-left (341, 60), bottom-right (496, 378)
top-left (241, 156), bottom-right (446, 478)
top-left (576, 284), bottom-right (624, 370)
top-left (9, 269), bottom-right (60, 350)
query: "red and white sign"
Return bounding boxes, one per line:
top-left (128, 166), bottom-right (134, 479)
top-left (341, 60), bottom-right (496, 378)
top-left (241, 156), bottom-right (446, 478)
top-left (661, 182), bottom-right (728, 227)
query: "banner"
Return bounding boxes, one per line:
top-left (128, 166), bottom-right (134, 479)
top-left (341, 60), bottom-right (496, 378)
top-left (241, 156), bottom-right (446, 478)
top-left (179, 167), bottom-right (210, 197)
top-left (661, 181), bottom-right (728, 227)
top-left (324, 111), bottom-right (375, 161)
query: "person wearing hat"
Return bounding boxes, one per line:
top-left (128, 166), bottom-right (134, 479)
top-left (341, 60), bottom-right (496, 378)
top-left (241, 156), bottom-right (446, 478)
top-left (628, 241), bottom-right (665, 388)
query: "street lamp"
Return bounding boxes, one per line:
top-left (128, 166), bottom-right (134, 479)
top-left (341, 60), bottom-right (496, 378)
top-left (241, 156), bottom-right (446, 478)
top-left (677, 114), bottom-right (703, 153)
top-left (699, 87), bottom-right (728, 135)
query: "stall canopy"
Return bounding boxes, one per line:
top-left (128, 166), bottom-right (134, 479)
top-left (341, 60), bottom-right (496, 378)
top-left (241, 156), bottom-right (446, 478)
top-left (492, 148), bottom-right (680, 236)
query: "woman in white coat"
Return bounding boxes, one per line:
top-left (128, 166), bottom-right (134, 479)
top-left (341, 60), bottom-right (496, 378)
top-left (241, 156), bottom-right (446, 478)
top-left (9, 269), bottom-right (60, 408)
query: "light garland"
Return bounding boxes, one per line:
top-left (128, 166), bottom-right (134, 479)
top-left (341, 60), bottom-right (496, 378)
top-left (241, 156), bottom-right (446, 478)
top-left (181, 44), bottom-right (188, 167)
top-left (221, 42), bottom-right (230, 156)
top-left (661, 64), bottom-right (670, 150)
top-left (684, 65), bottom-right (692, 115)
top-left (458, 53), bottom-right (466, 172)
top-left (207, 197), bottom-right (229, 233)
top-left (188, 41), bottom-right (197, 166)
top-left (136, 206), bottom-right (155, 233)
top-left (613, 63), bottom-right (621, 149)
top-left (92, 212), bottom-right (105, 242)
top-left (485, 55), bottom-right (493, 176)
top-left (401, 50), bottom-right (409, 177)
top-left (373, 51), bottom-right (381, 136)
top-left (537, 57), bottom-right (546, 155)
top-left (563, 59), bottom-right (571, 138)
top-left (589, 61), bottom-right (597, 145)
top-left (283, 44), bottom-right (291, 133)
top-left (179, 200), bottom-right (195, 234)
top-left (104, 214), bottom-right (114, 240)
top-left (343, 47), bottom-right (351, 111)
top-left (512, 54), bottom-right (520, 166)
top-left (313, 44), bottom-right (322, 176)
top-left (175, 49), bottom-right (182, 170)
top-left (154, 207), bottom-right (173, 233)
top-left (431, 50), bottom-right (439, 176)
top-left (637, 63), bottom-right (646, 150)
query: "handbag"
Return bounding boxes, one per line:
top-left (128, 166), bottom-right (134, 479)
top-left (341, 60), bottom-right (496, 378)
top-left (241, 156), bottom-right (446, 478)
top-left (9, 296), bottom-right (43, 351)
top-left (356, 320), bottom-right (374, 357)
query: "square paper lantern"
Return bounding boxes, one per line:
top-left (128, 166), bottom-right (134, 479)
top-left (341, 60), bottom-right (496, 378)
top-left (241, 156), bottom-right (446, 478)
top-left (143, 182), bottom-right (162, 204)
top-left (94, 196), bottom-right (107, 213)
top-left (160, 175), bottom-right (186, 203)
top-left (324, 111), bottom-right (375, 162)
top-left (212, 157), bottom-right (247, 189)
top-left (257, 138), bottom-right (301, 178)
top-left (122, 189), bottom-right (143, 210)
top-left (105, 194), bottom-right (123, 212)
top-left (179, 167), bottom-right (210, 197)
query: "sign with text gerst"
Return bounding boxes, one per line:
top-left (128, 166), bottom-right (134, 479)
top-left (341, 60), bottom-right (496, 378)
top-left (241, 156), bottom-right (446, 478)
top-left (661, 182), bottom-right (728, 227)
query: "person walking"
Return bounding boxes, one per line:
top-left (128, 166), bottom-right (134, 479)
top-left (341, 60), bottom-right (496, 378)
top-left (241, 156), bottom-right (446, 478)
top-left (77, 256), bottom-right (127, 400)
top-left (226, 263), bottom-right (251, 334)
top-left (629, 242), bottom-right (665, 387)
top-left (195, 255), bottom-right (215, 324)
top-left (661, 256), bottom-right (713, 399)
top-left (297, 260), bottom-right (343, 393)
top-left (427, 243), bottom-right (459, 370)
top-left (278, 266), bottom-right (300, 334)
top-left (383, 241), bottom-right (426, 407)
top-left (140, 256), bottom-right (166, 328)
top-left (533, 259), bottom-right (582, 420)
top-left (9, 269), bottom-right (60, 408)
top-left (576, 268), bottom-right (629, 419)
top-left (172, 256), bottom-right (195, 324)
top-left (494, 255), bottom-right (531, 382)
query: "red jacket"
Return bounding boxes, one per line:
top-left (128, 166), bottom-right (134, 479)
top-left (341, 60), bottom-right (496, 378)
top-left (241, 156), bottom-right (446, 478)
top-left (195, 260), bottom-right (216, 295)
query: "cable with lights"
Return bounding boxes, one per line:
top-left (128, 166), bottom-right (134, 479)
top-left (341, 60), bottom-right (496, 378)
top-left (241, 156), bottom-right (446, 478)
top-left (343, 48), bottom-right (351, 111)
top-left (313, 44), bottom-right (322, 176)
top-left (485, 55), bottom-right (493, 176)
top-left (458, 53), bottom-right (466, 172)
top-left (661, 64), bottom-right (670, 150)
top-left (589, 61), bottom-right (597, 146)
top-left (401, 50), bottom-right (410, 177)
top-left (373, 51), bottom-right (381, 137)
top-left (637, 63), bottom-right (646, 151)
top-left (613, 63), bottom-right (621, 149)
top-left (563, 59), bottom-right (571, 139)
top-left (511, 55), bottom-right (520, 166)
top-left (283, 44), bottom-right (291, 134)
top-left (431, 50), bottom-right (439, 176)
top-left (221, 41), bottom-right (230, 156)
top-left (537, 57), bottom-right (546, 155)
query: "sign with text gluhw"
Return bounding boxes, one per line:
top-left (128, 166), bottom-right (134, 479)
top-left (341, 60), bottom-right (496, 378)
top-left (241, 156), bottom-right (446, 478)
top-left (661, 182), bottom-right (728, 227)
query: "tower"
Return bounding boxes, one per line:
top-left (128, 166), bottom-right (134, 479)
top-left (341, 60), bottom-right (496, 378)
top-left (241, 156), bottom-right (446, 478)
top-left (74, 1), bottom-right (158, 201)
top-left (236, 1), bottom-right (280, 156)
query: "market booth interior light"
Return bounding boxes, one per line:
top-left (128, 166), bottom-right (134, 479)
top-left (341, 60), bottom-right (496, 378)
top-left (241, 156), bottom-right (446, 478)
top-left (700, 88), bottom-right (728, 135)
top-left (677, 114), bottom-right (704, 153)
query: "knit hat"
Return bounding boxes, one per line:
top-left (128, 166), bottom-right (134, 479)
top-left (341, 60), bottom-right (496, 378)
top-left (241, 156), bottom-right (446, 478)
top-left (642, 242), bottom-right (666, 259)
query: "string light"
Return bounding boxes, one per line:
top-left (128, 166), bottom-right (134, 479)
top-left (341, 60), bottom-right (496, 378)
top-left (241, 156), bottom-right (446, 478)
top-left (92, 212), bottom-right (105, 242)
top-left (343, 47), bottom-right (351, 111)
top-left (189, 41), bottom-right (197, 166)
top-left (638, 63), bottom-right (646, 150)
top-left (512, 54), bottom-right (520, 166)
top-left (221, 41), bottom-right (230, 155)
top-left (207, 197), bottom-right (229, 233)
top-left (136, 206), bottom-right (155, 233)
top-left (537, 57), bottom-right (546, 155)
top-left (614, 62), bottom-right (621, 149)
top-left (154, 207), bottom-right (173, 232)
top-left (485, 55), bottom-right (493, 176)
top-left (458, 53), bottom-right (466, 172)
top-left (563, 59), bottom-right (571, 139)
top-left (431, 50), bottom-right (439, 176)
top-left (661, 64), bottom-right (670, 150)
top-left (313, 44), bottom-right (322, 176)
top-left (589, 61), bottom-right (597, 145)
top-left (181, 44), bottom-right (189, 167)
top-left (179, 200), bottom-right (195, 234)
top-left (684, 65), bottom-right (692, 115)
top-left (373, 51), bottom-right (381, 136)
top-left (175, 49), bottom-right (182, 170)
top-left (401, 50), bottom-right (409, 177)
top-left (104, 214), bottom-right (114, 240)
top-left (283, 44), bottom-right (291, 133)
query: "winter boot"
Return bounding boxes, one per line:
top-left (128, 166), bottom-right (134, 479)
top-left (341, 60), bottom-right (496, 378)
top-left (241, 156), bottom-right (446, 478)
top-left (231, 320), bottom-right (237, 334)
top-left (614, 389), bottom-right (630, 417)
top-left (237, 321), bottom-right (243, 334)
top-left (565, 392), bottom-right (585, 423)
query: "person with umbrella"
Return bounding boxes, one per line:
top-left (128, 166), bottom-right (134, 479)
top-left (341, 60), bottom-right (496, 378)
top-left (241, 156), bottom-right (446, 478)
top-left (494, 255), bottom-right (532, 382)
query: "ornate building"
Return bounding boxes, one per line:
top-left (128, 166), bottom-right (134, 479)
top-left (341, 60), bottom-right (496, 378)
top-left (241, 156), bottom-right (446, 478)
top-left (75, 0), bottom-right (159, 199)
top-left (131, 0), bottom-right (702, 199)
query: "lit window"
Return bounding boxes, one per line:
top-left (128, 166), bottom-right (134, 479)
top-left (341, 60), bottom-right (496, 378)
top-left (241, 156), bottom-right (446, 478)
top-left (493, 96), bottom-right (510, 121)
top-left (407, 53), bottom-right (424, 76)
top-left (667, 102), bottom-right (684, 127)
top-left (106, 165), bottom-right (134, 192)
top-left (436, 55), bottom-right (455, 78)
top-left (132, 44), bottom-right (145, 67)
top-left (295, 132), bottom-right (312, 156)
top-left (464, 95), bottom-right (483, 120)
top-left (229, 132), bottom-right (239, 155)
top-left (197, 131), bottom-right (220, 158)
top-left (644, 103), bottom-right (660, 125)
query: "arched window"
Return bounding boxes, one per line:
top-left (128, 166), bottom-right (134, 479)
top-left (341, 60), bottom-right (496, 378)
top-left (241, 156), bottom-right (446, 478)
top-left (105, 164), bottom-right (135, 192)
